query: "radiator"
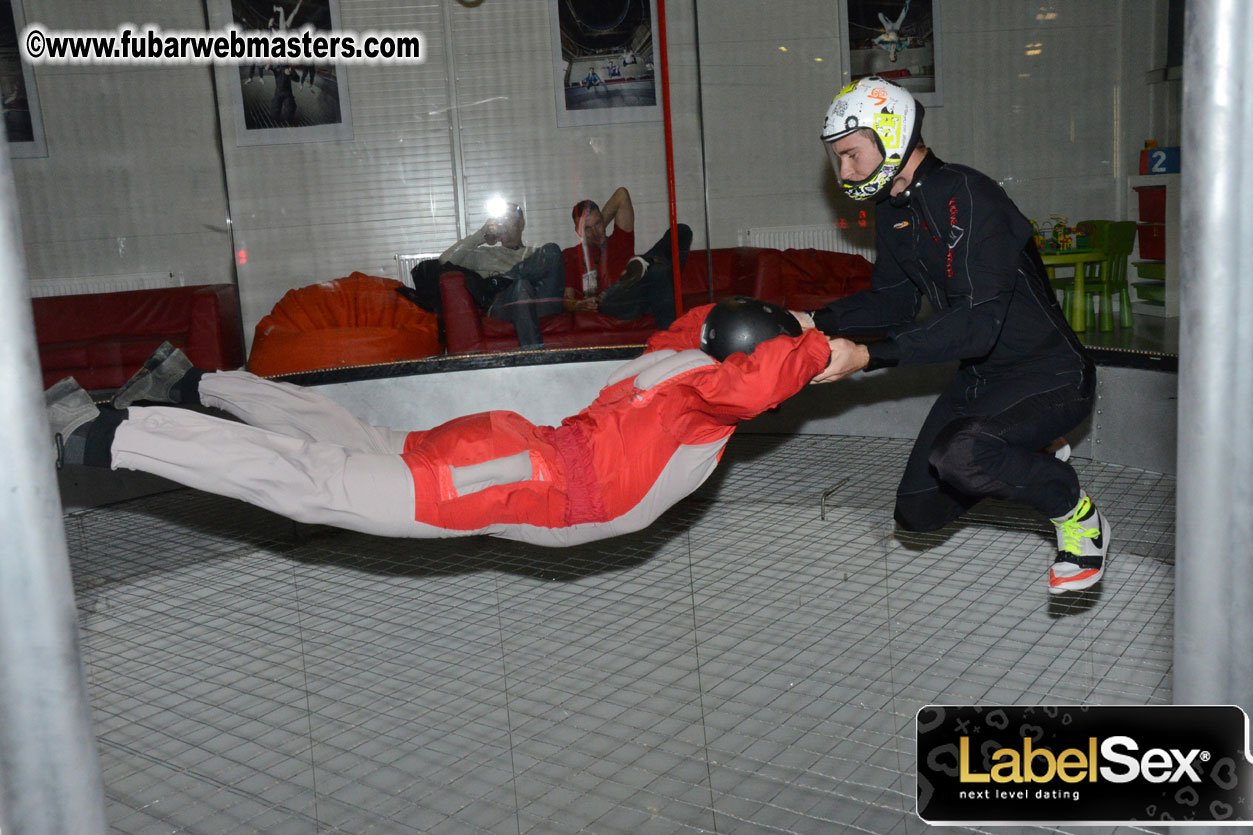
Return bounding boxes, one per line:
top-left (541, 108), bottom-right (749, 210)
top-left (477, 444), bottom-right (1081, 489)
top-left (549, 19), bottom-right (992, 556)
top-left (395, 253), bottom-right (441, 287)
top-left (738, 224), bottom-right (876, 260)
top-left (28, 271), bottom-right (182, 298)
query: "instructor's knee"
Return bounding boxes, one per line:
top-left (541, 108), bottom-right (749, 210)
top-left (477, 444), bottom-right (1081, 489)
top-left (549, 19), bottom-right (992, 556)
top-left (928, 416), bottom-right (999, 495)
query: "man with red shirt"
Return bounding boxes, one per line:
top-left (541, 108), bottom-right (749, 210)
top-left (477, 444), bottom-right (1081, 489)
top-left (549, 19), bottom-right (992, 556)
top-left (562, 186), bottom-right (692, 331)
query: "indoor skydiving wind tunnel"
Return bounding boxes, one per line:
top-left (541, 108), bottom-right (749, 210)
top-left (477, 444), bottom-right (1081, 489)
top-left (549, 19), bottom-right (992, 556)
top-left (2, 0), bottom-right (1249, 833)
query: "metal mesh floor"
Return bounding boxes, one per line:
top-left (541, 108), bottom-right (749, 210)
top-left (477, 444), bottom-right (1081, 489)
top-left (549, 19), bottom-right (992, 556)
top-left (65, 434), bottom-right (1175, 834)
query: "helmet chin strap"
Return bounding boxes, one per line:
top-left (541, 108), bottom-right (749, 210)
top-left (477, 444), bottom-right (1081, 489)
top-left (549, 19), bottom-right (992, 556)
top-left (885, 147), bottom-right (930, 207)
top-left (874, 184), bottom-right (900, 205)
top-left (887, 179), bottom-right (913, 207)
top-left (885, 102), bottom-right (926, 207)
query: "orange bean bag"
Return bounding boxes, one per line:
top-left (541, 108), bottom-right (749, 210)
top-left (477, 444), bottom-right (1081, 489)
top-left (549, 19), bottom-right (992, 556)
top-left (247, 272), bottom-right (442, 376)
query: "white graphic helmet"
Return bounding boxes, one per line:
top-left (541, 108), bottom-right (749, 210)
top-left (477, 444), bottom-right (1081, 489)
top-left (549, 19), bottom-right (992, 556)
top-left (821, 76), bottom-right (924, 201)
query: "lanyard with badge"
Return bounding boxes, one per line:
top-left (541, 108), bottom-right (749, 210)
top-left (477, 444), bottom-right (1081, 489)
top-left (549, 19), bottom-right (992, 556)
top-left (576, 212), bottom-right (604, 296)
top-left (581, 267), bottom-right (598, 296)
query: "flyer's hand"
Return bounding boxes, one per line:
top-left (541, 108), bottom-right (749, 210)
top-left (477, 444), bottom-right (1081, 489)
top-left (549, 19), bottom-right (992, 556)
top-left (811, 338), bottom-right (869, 384)
top-left (790, 310), bottom-right (816, 331)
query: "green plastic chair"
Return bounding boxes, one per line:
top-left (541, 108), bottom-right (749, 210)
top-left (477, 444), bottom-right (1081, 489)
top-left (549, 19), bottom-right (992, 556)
top-left (1084, 221), bottom-right (1135, 332)
top-left (1052, 220), bottom-right (1108, 322)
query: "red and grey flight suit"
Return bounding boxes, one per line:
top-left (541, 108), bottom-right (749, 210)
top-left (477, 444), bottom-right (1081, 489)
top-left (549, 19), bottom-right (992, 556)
top-left (111, 305), bottom-right (830, 544)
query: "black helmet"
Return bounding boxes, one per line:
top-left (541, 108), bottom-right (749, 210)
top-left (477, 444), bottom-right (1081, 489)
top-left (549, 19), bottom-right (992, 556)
top-left (700, 296), bottom-right (801, 361)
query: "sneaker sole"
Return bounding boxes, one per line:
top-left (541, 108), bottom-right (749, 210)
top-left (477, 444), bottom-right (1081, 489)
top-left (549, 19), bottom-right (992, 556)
top-left (1048, 565), bottom-right (1104, 594)
top-left (45, 377), bottom-right (99, 467)
top-left (44, 375), bottom-right (87, 405)
top-left (613, 258), bottom-right (649, 293)
top-left (46, 377), bottom-right (99, 438)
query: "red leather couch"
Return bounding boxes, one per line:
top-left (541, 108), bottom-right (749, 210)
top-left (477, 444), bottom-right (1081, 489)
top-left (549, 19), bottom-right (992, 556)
top-left (678, 247), bottom-right (784, 310)
top-left (32, 284), bottom-right (244, 390)
top-left (440, 247), bottom-right (785, 355)
top-left (775, 248), bottom-right (874, 310)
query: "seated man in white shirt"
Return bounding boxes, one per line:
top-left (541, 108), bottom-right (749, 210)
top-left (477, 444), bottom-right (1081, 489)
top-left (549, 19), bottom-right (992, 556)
top-left (439, 203), bottom-right (564, 349)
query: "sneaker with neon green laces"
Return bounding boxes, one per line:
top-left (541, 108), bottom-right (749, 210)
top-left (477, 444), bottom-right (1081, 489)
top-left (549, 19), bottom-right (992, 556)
top-left (1049, 493), bottom-right (1110, 594)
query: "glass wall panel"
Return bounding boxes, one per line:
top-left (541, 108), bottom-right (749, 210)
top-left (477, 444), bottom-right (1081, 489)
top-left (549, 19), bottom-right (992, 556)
top-left (16, 0), bottom-right (692, 388)
top-left (689, 0), bottom-right (1178, 320)
top-left (10, 0), bottom-right (1182, 377)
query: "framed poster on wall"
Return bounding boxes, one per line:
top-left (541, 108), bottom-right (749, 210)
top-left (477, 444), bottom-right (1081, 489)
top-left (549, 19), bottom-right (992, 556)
top-left (0, 0), bottom-right (46, 157)
top-left (550, 0), bottom-right (663, 128)
top-left (839, 0), bottom-right (942, 108)
top-left (214, 0), bottom-right (354, 146)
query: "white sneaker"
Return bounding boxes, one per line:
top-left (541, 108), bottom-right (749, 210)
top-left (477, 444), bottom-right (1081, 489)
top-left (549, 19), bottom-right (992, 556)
top-left (1049, 494), bottom-right (1110, 594)
top-left (615, 256), bottom-right (649, 292)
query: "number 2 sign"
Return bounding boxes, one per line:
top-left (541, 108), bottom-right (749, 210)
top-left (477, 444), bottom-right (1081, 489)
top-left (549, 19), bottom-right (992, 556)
top-left (1139, 146), bottom-right (1181, 174)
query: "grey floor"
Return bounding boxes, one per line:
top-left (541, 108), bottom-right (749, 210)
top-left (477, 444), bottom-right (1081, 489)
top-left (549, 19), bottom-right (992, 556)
top-left (65, 434), bottom-right (1175, 834)
top-left (1075, 310), bottom-right (1179, 356)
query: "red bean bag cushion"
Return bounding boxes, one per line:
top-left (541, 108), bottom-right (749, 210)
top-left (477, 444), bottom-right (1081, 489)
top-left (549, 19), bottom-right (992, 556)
top-left (248, 272), bottom-right (442, 376)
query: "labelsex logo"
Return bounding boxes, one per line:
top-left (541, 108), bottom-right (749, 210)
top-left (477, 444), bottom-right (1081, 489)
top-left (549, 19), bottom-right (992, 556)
top-left (960, 735), bottom-right (1206, 784)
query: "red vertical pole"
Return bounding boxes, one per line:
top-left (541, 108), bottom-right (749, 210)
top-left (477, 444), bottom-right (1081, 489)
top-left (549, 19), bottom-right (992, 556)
top-left (655, 0), bottom-right (683, 315)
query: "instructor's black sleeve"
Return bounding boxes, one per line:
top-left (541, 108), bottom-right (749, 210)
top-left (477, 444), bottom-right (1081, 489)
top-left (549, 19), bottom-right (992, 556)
top-left (810, 233), bottom-right (920, 339)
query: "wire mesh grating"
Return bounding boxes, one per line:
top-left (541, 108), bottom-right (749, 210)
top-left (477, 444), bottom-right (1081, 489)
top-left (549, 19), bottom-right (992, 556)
top-left (66, 434), bottom-right (1173, 834)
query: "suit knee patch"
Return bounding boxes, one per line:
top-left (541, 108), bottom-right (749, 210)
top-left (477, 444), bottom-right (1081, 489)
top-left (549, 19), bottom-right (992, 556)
top-left (929, 416), bottom-right (1019, 497)
top-left (928, 416), bottom-right (986, 474)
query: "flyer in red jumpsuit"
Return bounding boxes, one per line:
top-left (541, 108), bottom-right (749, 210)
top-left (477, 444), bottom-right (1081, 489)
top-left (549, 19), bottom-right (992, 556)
top-left (399, 304), bottom-right (832, 546)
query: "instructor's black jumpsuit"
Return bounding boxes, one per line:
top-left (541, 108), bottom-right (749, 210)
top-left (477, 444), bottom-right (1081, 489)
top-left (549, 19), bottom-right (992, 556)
top-left (812, 152), bottom-right (1095, 531)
